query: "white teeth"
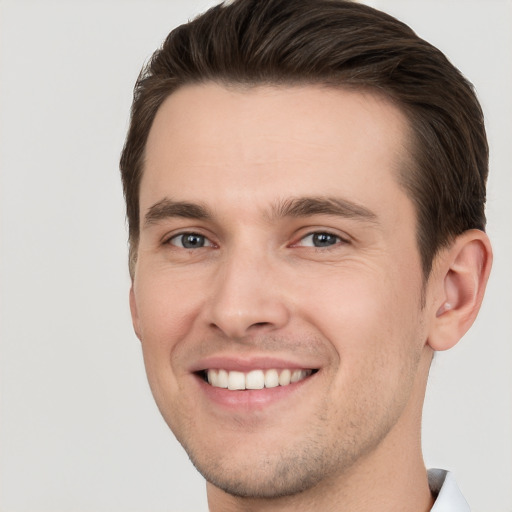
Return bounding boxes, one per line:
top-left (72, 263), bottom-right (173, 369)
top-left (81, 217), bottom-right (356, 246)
top-left (207, 369), bottom-right (217, 386)
top-left (205, 368), bottom-right (313, 390)
top-left (228, 371), bottom-right (245, 390)
top-left (246, 370), bottom-right (265, 389)
top-left (264, 369), bottom-right (279, 388)
top-left (291, 369), bottom-right (303, 383)
top-left (279, 369), bottom-right (291, 386)
top-left (217, 369), bottom-right (228, 388)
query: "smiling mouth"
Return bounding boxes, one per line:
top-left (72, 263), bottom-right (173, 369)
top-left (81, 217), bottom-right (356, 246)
top-left (199, 368), bottom-right (317, 390)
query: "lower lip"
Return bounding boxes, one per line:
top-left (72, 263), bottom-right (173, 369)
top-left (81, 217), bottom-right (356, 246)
top-left (194, 373), bottom-right (316, 411)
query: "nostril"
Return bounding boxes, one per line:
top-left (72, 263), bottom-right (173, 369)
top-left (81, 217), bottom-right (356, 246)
top-left (207, 299), bottom-right (290, 339)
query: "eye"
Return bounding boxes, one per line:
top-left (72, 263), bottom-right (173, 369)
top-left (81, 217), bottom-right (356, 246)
top-left (168, 232), bottom-right (213, 249)
top-left (297, 232), bottom-right (345, 248)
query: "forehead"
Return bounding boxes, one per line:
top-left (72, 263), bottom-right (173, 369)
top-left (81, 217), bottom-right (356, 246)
top-left (141, 83), bottom-right (412, 220)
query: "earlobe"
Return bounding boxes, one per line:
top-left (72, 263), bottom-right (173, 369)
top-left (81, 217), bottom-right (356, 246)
top-left (129, 286), bottom-right (142, 341)
top-left (428, 230), bottom-right (492, 352)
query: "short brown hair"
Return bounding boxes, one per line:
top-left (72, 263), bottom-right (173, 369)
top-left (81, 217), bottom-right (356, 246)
top-left (120, 0), bottom-right (488, 279)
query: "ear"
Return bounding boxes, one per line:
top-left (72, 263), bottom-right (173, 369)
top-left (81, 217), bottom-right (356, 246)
top-left (427, 229), bottom-right (492, 351)
top-left (129, 286), bottom-right (142, 341)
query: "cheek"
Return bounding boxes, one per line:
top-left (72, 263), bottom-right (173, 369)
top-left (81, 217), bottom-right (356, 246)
top-left (297, 263), bottom-right (424, 369)
top-left (133, 272), bottom-right (205, 402)
top-left (134, 274), bottom-right (203, 426)
top-left (313, 272), bottom-right (424, 426)
top-left (135, 271), bottom-right (202, 344)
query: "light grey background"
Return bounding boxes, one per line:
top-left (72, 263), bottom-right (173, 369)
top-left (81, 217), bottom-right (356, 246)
top-left (0, 1), bottom-right (510, 511)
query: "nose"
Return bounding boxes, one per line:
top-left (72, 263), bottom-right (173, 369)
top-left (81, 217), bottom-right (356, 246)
top-left (203, 247), bottom-right (290, 340)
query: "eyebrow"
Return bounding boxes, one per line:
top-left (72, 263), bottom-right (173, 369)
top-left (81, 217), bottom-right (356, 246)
top-left (143, 195), bottom-right (378, 227)
top-left (144, 198), bottom-right (212, 227)
top-left (270, 196), bottom-right (378, 223)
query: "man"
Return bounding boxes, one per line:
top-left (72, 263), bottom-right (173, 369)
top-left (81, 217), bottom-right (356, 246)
top-left (120, 0), bottom-right (492, 510)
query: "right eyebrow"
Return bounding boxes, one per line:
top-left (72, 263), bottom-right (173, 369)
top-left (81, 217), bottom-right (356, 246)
top-left (143, 198), bottom-right (212, 227)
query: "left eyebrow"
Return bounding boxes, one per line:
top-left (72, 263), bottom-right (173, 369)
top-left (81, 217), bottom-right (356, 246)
top-left (270, 196), bottom-right (378, 223)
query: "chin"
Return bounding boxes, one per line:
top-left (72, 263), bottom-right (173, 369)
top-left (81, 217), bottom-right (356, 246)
top-left (190, 450), bottom-right (328, 499)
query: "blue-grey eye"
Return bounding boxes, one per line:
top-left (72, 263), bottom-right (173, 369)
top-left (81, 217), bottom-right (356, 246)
top-left (312, 233), bottom-right (338, 247)
top-left (170, 233), bottom-right (211, 249)
top-left (299, 232), bottom-right (341, 247)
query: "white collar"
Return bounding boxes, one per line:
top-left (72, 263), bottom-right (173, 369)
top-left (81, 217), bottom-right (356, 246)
top-left (429, 469), bottom-right (470, 511)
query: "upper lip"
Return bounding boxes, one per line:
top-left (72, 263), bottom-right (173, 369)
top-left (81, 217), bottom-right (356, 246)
top-left (189, 355), bottom-right (320, 373)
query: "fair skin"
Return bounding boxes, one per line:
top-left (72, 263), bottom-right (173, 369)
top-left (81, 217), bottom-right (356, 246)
top-left (129, 83), bottom-right (492, 511)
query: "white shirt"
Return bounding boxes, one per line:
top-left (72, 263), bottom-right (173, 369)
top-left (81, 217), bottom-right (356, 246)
top-left (429, 469), bottom-right (470, 511)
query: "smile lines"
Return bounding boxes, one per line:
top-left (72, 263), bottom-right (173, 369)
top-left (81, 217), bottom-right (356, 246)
top-left (205, 368), bottom-right (314, 390)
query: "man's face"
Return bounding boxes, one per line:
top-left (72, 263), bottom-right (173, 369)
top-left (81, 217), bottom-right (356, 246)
top-left (131, 84), bottom-right (435, 498)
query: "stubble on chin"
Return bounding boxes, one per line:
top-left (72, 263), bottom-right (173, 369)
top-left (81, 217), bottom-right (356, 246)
top-left (178, 407), bottom-right (389, 501)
